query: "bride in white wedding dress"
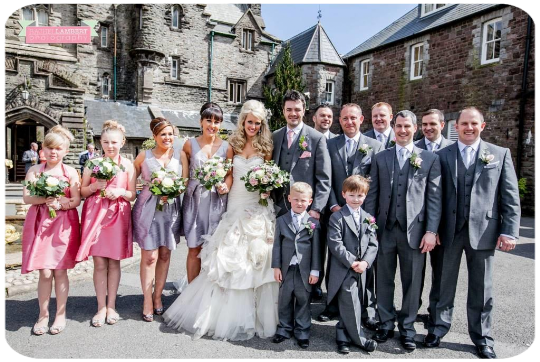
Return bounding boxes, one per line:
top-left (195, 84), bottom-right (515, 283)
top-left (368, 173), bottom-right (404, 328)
top-left (163, 100), bottom-right (279, 341)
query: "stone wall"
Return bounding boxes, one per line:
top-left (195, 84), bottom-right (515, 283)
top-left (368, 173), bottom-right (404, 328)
top-left (345, 6), bottom-right (534, 212)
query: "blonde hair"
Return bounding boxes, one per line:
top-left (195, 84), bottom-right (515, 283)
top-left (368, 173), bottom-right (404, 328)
top-left (290, 182), bottom-right (313, 196)
top-left (371, 102), bottom-right (393, 115)
top-left (102, 120), bottom-right (126, 142)
top-left (229, 100), bottom-right (273, 157)
top-left (342, 175), bottom-right (370, 194)
top-left (43, 125), bottom-right (74, 149)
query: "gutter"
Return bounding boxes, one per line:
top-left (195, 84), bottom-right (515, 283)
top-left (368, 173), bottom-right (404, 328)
top-left (113, 4), bottom-right (118, 101)
top-left (208, 30), bottom-right (214, 101)
top-left (516, 15), bottom-right (533, 178)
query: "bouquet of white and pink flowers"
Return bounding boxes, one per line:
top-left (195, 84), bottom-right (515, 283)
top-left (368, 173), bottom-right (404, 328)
top-left (85, 157), bottom-right (125, 197)
top-left (193, 156), bottom-right (233, 191)
top-left (22, 173), bottom-right (70, 218)
top-left (241, 161), bottom-right (290, 206)
top-left (149, 168), bottom-right (188, 211)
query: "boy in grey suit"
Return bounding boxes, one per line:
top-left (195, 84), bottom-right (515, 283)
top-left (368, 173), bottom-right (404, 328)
top-left (327, 176), bottom-right (378, 354)
top-left (272, 182), bottom-right (321, 349)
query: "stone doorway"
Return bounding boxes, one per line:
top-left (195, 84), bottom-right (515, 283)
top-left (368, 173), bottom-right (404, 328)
top-left (6, 121), bottom-right (48, 181)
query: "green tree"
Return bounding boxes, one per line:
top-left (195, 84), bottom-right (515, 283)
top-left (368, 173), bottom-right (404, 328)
top-left (263, 43), bottom-right (305, 131)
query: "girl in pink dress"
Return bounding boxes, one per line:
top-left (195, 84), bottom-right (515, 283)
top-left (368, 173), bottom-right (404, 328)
top-left (22, 126), bottom-right (81, 336)
top-left (77, 120), bottom-right (136, 327)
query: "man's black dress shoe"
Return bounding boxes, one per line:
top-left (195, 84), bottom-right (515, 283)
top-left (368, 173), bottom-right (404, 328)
top-left (423, 333), bottom-right (441, 347)
top-left (317, 309), bottom-right (338, 322)
top-left (373, 329), bottom-right (394, 343)
top-left (297, 339), bottom-right (309, 349)
top-left (400, 336), bottom-right (416, 351)
top-left (337, 342), bottom-right (350, 354)
top-left (477, 346), bottom-right (497, 359)
top-left (362, 317), bottom-right (379, 331)
top-left (272, 334), bottom-right (287, 343)
top-left (363, 339), bottom-right (378, 352)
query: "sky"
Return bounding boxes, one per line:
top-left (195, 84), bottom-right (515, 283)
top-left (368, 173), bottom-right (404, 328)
top-left (261, 4), bottom-right (417, 56)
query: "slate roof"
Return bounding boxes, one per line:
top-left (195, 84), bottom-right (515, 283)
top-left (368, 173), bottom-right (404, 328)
top-left (85, 100), bottom-right (236, 139)
top-left (268, 22), bottom-right (345, 75)
top-left (343, 4), bottom-right (502, 59)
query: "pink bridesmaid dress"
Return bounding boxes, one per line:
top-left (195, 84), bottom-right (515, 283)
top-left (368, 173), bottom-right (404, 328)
top-left (77, 157), bottom-right (133, 261)
top-left (21, 163), bottom-right (81, 274)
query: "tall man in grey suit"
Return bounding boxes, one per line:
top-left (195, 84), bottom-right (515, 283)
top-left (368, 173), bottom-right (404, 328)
top-left (311, 103), bottom-right (336, 300)
top-left (424, 107), bottom-right (520, 359)
top-left (415, 109), bottom-right (453, 309)
top-left (313, 104), bottom-right (337, 139)
top-left (321, 103), bottom-right (383, 327)
top-left (364, 102), bottom-right (396, 149)
top-left (364, 110), bottom-right (442, 350)
top-left (272, 90), bottom-right (332, 219)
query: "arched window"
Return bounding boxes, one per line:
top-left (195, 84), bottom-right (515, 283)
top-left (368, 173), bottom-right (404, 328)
top-left (101, 73), bottom-right (111, 98)
top-left (37, 9), bottom-right (48, 26)
top-left (171, 6), bottom-right (180, 29)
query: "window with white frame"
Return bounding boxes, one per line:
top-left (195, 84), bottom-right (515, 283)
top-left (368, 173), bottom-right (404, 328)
top-left (229, 80), bottom-right (245, 104)
top-left (445, 120), bottom-right (458, 141)
top-left (101, 74), bottom-right (110, 98)
top-left (242, 30), bottom-right (254, 51)
top-left (421, 4), bottom-right (448, 17)
top-left (360, 59), bottom-right (370, 90)
top-left (172, 6), bottom-right (180, 29)
top-left (325, 81), bottom-right (335, 105)
top-left (481, 18), bottom-right (502, 65)
top-left (100, 26), bottom-right (108, 47)
top-left (171, 58), bottom-right (179, 80)
top-left (22, 6), bottom-right (49, 26)
top-left (410, 43), bottom-right (424, 80)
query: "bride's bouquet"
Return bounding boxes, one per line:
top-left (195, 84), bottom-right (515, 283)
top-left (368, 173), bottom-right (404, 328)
top-left (22, 173), bottom-right (70, 218)
top-left (193, 156), bottom-right (233, 191)
top-left (241, 161), bottom-right (290, 206)
top-left (149, 168), bottom-right (188, 211)
top-left (85, 157), bottom-right (125, 197)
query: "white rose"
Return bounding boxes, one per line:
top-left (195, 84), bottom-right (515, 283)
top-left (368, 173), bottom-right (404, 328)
top-left (46, 177), bottom-right (59, 187)
top-left (161, 177), bottom-right (174, 188)
top-left (216, 169), bottom-right (227, 177)
top-left (155, 170), bottom-right (166, 179)
top-left (204, 165), bottom-right (212, 172)
top-left (102, 162), bottom-right (113, 172)
top-left (254, 170), bottom-right (265, 178)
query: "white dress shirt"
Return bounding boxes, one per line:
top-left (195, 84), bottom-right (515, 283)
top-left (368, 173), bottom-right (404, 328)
top-left (425, 136), bottom-right (443, 151)
top-left (374, 127), bottom-right (392, 145)
top-left (395, 142), bottom-right (415, 160)
top-left (289, 210), bottom-right (319, 277)
top-left (286, 122), bottom-right (304, 143)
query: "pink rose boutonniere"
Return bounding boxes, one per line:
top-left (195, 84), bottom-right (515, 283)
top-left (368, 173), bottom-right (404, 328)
top-left (410, 152), bottom-right (423, 170)
top-left (304, 220), bottom-right (316, 235)
top-left (299, 135), bottom-right (309, 151)
top-left (480, 150), bottom-right (495, 164)
top-left (363, 216), bottom-right (378, 231)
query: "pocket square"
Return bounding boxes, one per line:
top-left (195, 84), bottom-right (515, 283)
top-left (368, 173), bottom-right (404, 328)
top-left (484, 161), bottom-right (499, 169)
top-left (300, 151), bottom-right (311, 159)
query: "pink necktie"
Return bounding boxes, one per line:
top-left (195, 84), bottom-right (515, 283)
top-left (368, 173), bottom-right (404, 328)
top-left (287, 130), bottom-right (295, 148)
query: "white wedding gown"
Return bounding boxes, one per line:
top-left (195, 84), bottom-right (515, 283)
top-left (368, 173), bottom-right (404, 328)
top-left (163, 155), bottom-right (279, 341)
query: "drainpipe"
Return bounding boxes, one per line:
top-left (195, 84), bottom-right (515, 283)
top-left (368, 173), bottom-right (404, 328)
top-left (208, 30), bottom-right (214, 102)
top-left (516, 15), bottom-right (532, 178)
top-left (113, 4), bottom-right (118, 101)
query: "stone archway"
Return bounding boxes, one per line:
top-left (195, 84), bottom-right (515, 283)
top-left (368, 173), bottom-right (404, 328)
top-left (5, 106), bottom-right (60, 181)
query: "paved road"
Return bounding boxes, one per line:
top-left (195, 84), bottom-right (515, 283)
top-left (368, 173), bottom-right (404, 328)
top-left (4, 218), bottom-right (536, 359)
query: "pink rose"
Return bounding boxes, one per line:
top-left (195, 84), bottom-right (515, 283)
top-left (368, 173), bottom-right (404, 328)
top-left (93, 166), bottom-right (100, 173)
top-left (310, 223), bottom-right (316, 229)
top-left (302, 141), bottom-right (308, 148)
top-left (370, 217), bottom-right (376, 224)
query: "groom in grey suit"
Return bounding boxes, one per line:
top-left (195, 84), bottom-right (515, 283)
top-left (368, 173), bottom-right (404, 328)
top-left (364, 110), bottom-right (442, 350)
top-left (324, 103), bottom-right (383, 328)
top-left (425, 107), bottom-right (520, 359)
top-left (272, 90), bottom-right (332, 219)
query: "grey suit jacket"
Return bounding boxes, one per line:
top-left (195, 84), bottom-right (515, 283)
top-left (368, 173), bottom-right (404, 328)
top-left (364, 128), bottom-right (396, 149)
top-left (22, 150), bottom-right (38, 172)
top-left (272, 212), bottom-right (322, 292)
top-left (436, 140), bottom-right (520, 250)
top-left (415, 136), bottom-right (453, 151)
top-left (364, 145), bottom-right (442, 249)
top-left (272, 123), bottom-right (332, 213)
top-left (326, 207), bottom-right (378, 303)
top-left (327, 133), bottom-right (384, 208)
top-left (328, 131), bottom-right (338, 139)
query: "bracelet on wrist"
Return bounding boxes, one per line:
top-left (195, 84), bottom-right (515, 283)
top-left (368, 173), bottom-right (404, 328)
top-left (426, 231), bottom-right (437, 236)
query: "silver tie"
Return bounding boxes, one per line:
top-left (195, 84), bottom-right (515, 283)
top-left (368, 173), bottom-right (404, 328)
top-left (346, 139), bottom-right (355, 158)
top-left (464, 146), bottom-right (473, 168)
top-left (398, 148), bottom-right (407, 169)
top-left (378, 134), bottom-right (385, 145)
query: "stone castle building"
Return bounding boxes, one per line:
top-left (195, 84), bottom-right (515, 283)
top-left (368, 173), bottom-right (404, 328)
top-left (5, 3), bottom-right (279, 181)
